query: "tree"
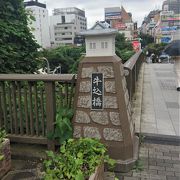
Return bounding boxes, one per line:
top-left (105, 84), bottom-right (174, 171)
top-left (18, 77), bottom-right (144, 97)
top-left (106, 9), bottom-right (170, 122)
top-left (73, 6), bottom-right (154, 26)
top-left (139, 33), bottom-right (154, 48)
top-left (115, 33), bottom-right (135, 62)
top-left (40, 46), bottom-right (85, 74)
top-left (0, 0), bottom-right (40, 73)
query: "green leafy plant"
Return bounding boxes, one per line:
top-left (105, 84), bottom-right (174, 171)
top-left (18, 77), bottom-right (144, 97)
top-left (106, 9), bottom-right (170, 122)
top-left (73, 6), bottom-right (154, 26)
top-left (139, 133), bottom-right (145, 145)
top-left (43, 138), bottom-right (116, 180)
top-left (0, 129), bottom-right (7, 144)
top-left (0, 129), bottom-right (7, 161)
top-left (133, 159), bottom-right (144, 172)
top-left (47, 107), bottom-right (74, 145)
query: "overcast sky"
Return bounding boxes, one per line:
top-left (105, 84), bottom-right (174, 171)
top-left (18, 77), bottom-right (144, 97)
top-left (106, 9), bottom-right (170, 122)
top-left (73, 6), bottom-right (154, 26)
top-left (27, 0), bottom-right (165, 27)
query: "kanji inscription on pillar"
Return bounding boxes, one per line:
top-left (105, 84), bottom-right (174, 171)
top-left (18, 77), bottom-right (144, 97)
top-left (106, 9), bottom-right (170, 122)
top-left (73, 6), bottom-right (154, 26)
top-left (91, 73), bottom-right (104, 110)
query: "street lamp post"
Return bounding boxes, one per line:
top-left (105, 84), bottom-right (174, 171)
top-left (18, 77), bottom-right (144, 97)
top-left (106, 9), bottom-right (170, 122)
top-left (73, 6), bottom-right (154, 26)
top-left (39, 57), bottom-right (50, 74)
top-left (53, 64), bottom-right (61, 74)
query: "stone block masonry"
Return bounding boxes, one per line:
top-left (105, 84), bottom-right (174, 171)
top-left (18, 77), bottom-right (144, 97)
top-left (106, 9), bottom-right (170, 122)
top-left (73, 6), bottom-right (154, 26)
top-left (73, 56), bottom-right (138, 165)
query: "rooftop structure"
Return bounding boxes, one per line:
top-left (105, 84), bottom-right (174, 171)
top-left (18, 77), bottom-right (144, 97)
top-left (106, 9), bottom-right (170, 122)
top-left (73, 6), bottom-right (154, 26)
top-left (24, 0), bottom-right (46, 8)
top-left (79, 22), bottom-right (117, 57)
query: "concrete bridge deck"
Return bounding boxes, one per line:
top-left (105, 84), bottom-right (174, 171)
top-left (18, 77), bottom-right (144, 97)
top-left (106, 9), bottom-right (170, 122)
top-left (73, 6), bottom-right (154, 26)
top-left (140, 63), bottom-right (179, 137)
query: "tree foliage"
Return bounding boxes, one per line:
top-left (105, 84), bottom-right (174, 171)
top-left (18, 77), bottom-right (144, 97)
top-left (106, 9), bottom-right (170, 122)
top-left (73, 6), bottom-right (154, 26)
top-left (146, 43), bottom-right (166, 56)
top-left (139, 33), bottom-right (154, 48)
top-left (40, 46), bottom-right (85, 74)
top-left (0, 0), bottom-right (40, 73)
top-left (115, 33), bottom-right (135, 62)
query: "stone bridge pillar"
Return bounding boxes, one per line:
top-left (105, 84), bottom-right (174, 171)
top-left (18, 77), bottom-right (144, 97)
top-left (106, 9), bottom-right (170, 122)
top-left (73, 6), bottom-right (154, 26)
top-left (73, 22), bottom-right (139, 172)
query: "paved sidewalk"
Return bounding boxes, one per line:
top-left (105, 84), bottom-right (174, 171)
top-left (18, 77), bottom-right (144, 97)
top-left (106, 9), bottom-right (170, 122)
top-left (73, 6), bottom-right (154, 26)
top-left (141, 63), bottom-right (180, 136)
top-left (105, 143), bottom-right (180, 180)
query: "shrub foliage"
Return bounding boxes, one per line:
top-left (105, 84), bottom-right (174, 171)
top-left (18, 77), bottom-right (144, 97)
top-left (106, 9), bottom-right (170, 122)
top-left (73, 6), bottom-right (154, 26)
top-left (0, 0), bottom-right (40, 73)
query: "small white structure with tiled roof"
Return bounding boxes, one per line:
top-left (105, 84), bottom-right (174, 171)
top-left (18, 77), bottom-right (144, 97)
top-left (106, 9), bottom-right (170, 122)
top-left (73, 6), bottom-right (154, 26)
top-left (79, 21), bottom-right (118, 57)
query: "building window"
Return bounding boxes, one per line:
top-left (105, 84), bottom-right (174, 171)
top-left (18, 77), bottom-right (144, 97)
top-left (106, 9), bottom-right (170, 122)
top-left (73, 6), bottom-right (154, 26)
top-left (89, 42), bottom-right (96, 49)
top-left (101, 42), bottom-right (108, 49)
top-left (62, 38), bottom-right (72, 40)
top-left (62, 16), bottom-right (65, 23)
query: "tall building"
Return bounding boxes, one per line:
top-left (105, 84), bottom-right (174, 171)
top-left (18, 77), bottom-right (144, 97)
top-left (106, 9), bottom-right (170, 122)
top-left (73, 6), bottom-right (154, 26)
top-left (162, 0), bottom-right (180, 14)
top-left (24, 0), bottom-right (51, 48)
top-left (104, 6), bottom-right (136, 40)
top-left (160, 0), bottom-right (180, 43)
top-left (50, 7), bottom-right (87, 47)
top-left (105, 6), bottom-right (132, 28)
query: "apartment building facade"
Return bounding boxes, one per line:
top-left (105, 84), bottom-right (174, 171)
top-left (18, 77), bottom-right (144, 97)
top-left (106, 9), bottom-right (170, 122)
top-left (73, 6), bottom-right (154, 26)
top-left (104, 6), bottom-right (137, 40)
top-left (50, 7), bottom-right (87, 47)
top-left (24, 0), bottom-right (51, 48)
top-left (141, 0), bottom-right (180, 43)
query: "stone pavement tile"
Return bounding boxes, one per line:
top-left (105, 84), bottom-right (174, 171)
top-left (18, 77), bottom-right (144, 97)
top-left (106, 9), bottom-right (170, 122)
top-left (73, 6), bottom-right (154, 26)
top-left (158, 170), bottom-right (175, 176)
top-left (133, 171), bottom-right (150, 178)
top-left (164, 159), bottom-right (180, 164)
top-left (173, 164), bottom-right (180, 169)
top-left (175, 172), bottom-right (180, 177)
top-left (141, 128), bottom-right (157, 134)
top-left (157, 129), bottom-right (176, 136)
top-left (112, 143), bottom-right (180, 180)
top-left (156, 162), bottom-right (173, 167)
top-left (170, 149), bottom-right (180, 153)
top-left (124, 177), bottom-right (140, 180)
top-left (104, 172), bottom-right (117, 180)
top-left (140, 63), bottom-right (180, 137)
top-left (166, 167), bottom-right (180, 173)
top-left (166, 176), bottom-right (180, 180)
top-left (149, 174), bottom-right (166, 180)
top-left (156, 155), bottom-right (171, 160)
top-left (164, 152), bottom-right (179, 157)
top-left (149, 158), bottom-right (164, 164)
top-left (149, 165), bottom-right (165, 171)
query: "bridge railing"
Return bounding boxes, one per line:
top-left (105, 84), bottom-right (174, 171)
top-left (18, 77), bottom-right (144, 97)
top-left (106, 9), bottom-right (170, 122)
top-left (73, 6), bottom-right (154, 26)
top-left (0, 52), bottom-right (144, 149)
top-left (123, 50), bottom-right (144, 101)
top-left (0, 74), bottom-right (75, 150)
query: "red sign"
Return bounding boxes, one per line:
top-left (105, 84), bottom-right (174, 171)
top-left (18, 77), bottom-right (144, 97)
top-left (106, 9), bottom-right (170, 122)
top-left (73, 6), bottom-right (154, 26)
top-left (132, 41), bottom-right (141, 52)
top-left (113, 22), bottom-right (126, 30)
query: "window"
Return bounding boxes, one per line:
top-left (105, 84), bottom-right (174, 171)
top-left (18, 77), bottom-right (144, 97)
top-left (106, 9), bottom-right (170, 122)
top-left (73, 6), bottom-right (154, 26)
top-left (101, 42), bottom-right (108, 49)
top-left (62, 38), bottom-right (72, 40)
top-left (89, 42), bottom-right (96, 49)
top-left (62, 16), bottom-right (65, 23)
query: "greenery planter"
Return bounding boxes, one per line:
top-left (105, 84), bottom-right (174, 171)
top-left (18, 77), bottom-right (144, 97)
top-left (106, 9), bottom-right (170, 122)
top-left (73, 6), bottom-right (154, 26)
top-left (88, 164), bottom-right (104, 180)
top-left (0, 138), bottom-right (11, 178)
top-left (44, 138), bottom-right (115, 180)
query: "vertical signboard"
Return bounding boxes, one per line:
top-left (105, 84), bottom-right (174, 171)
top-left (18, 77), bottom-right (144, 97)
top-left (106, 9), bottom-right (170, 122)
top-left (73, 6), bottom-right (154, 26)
top-left (91, 73), bottom-right (104, 110)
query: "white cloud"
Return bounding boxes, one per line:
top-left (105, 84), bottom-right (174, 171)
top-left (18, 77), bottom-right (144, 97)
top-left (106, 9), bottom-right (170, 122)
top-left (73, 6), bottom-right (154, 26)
top-left (27, 0), bottom-right (165, 27)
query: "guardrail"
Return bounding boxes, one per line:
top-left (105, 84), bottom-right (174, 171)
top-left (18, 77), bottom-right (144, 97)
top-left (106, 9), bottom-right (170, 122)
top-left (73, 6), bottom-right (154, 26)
top-left (0, 52), bottom-right (144, 150)
top-left (0, 74), bottom-right (75, 150)
top-left (123, 50), bottom-right (145, 101)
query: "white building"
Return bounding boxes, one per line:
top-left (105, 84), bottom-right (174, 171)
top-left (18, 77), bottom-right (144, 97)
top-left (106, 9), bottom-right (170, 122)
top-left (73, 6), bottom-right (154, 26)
top-left (79, 22), bottom-right (117, 57)
top-left (25, 0), bottom-right (51, 48)
top-left (50, 7), bottom-right (87, 47)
